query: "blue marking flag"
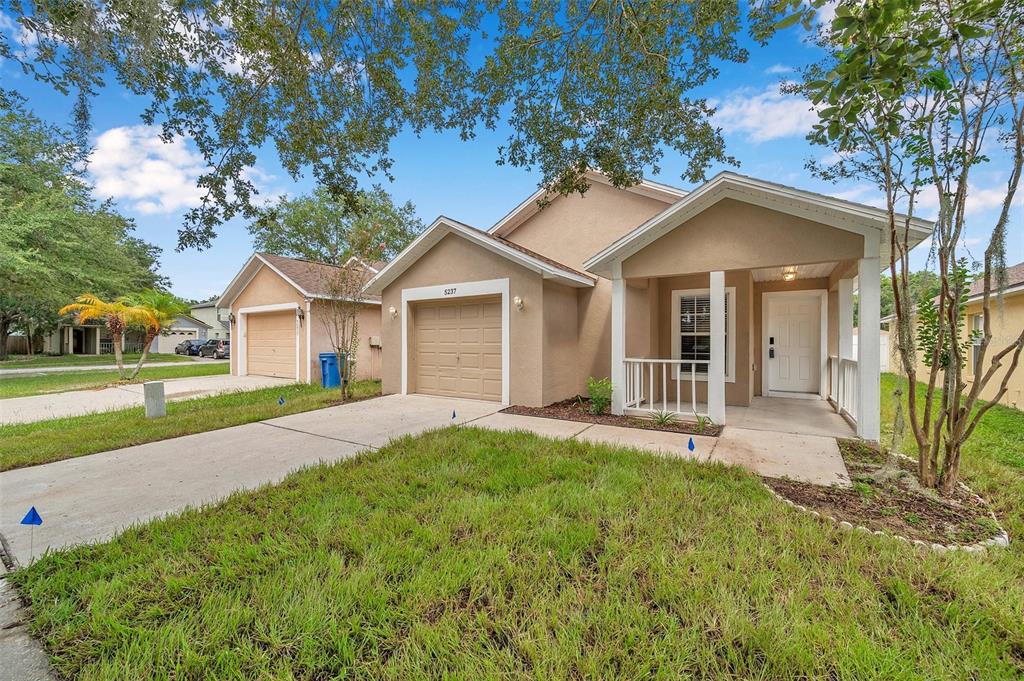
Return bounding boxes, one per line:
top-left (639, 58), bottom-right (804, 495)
top-left (278, 396), bottom-right (285, 406)
top-left (21, 506), bottom-right (42, 526)
top-left (688, 437), bottom-right (695, 452)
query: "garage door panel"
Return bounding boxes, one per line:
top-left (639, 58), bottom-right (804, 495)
top-left (246, 310), bottom-right (296, 379)
top-left (413, 295), bottom-right (503, 401)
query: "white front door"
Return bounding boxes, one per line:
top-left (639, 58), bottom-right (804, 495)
top-left (767, 295), bottom-right (821, 394)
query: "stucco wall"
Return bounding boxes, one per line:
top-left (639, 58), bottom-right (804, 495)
top-left (379, 233), bottom-right (546, 406)
top-left (622, 199), bottom-right (865, 278)
top-left (653, 270), bottom-right (754, 407)
top-left (890, 293), bottom-right (1023, 410)
top-left (308, 302), bottom-right (382, 383)
top-left (229, 265), bottom-right (306, 378)
top-left (542, 280), bottom-right (579, 404)
top-left (502, 181), bottom-right (672, 393)
top-left (752, 277), bottom-right (832, 396)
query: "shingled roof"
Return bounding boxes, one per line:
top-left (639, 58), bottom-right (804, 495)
top-left (218, 252), bottom-right (384, 307)
top-left (967, 261), bottom-right (1024, 299)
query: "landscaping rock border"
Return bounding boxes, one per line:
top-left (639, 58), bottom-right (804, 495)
top-left (762, 480), bottom-right (1010, 553)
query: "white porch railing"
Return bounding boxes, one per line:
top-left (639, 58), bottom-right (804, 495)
top-left (624, 358), bottom-right (709, 417)
top-left (828, 356), bottom-right (858, 424)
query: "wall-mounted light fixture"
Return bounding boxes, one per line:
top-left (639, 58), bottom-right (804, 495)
top-left (389, 305), bottom-right (399, 319)
top-left (297, 309), bottom-right (305, 322)
top-left (228, 312), bottom-right (236, 324)
top-left (513, 295), bottom-right (525, 311)
top-left (782, 266), bottom-right (797, 281)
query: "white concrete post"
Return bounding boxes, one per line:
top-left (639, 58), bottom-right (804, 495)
top-left (708, 271), bottom-right (727, 425)
top-left (857, 244), bottom-right (881, 441)
top-left (94, 328), bottom-right (101, 354)
top-left (838, 277), bottom-right (854, 360)
top-left (610, 263), bottom-right (626, 415)
top-left (143, 381), bottom-right (166, 418)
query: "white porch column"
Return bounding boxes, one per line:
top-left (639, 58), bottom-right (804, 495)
top-left (838, 277), bottom-right (854, 360)
top-left (94, 328), bottom-right (101, 354)
top-left (610, 262), bottom-right (626, 415)
top-left (857, 238), bottom-right (881, 441)
top-left (708, 271), bottom-right (727, 424)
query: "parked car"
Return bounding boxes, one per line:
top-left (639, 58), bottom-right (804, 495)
top-left (199, 339), bottom-right (230, 359)
top-left (174, 339), bottom-right (206, 356)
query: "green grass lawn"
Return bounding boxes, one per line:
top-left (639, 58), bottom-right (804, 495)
top-left (0, 380), bottom-right (381, 471)
top-left (0, 362), bottom-right (229, 399)
top-left (11, 374), bottom-right (1024, 679)
top-left (0, 352), bottom-right (192, 368)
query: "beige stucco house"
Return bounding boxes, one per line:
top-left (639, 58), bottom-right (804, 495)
top-left (218, 253), bottom-right (383, 383)
top-left (365, 171), bottom-right (932, 441)
top-left (886, 261), bottom-right (1024, 410)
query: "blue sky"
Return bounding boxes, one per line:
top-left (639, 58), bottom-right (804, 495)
top-left (3, 11), bottom-right (1021, 301)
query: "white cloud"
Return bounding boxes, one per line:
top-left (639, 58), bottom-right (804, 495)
top-left (764, 64), bottom-right (793, 75)
top-left (816, 1), bottom-right (839, 26)
top-left (911, 182), bottom-right (1021, 219)
top-left (89, 125), bottom-right (208, 215)
top-left (712, 84), bottom-right (818, 143)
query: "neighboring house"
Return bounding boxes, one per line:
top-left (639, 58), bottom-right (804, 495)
top-left (151, 314), bottom-right (212, 354)
top-left (190, 301), bottom-right (231, 340)
top-left (364, 171), bottom-right (932, 441)
top-left (42, 321), bottom-right (147, 355)
top-left (218, 253), bottom-right (383, 382)
top-left (884, 261), bottom-right (1024, 410)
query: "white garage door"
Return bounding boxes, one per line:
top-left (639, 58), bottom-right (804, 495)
top-left (246, 310), bottom-right (297, 378)
top-left (413, 296), bottom-right (502, 401)
top-left (161, 329), bottom-right (196, 353)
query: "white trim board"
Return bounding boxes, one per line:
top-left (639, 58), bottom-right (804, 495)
top-left (400, 278), bottom-right (511, 405)
top-left (236, 302), bottom-right (301, 381)
top-left (761, 290), bottom-right (828, 399)
top-left (363, 216), bottom-right (594, 295)
top-left (583, 171), bottom-right (933, 278)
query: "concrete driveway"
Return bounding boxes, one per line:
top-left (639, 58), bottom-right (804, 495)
top-left (0, 374), bottom-right (294, 425)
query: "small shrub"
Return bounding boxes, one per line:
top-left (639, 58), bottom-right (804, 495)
top-left (650, 410), bottom-right (678, 427)
top-left (586, 376), bottom-right (613, 415)
top-left (904, 512), bottom-right (923, 527)
top-left (693, 412), bottom-right (714, 434)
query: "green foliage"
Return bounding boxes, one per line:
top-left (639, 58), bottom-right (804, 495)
top-left (0, 362), bottom-right (229, 400)
top-left (3, 2), bottom-right (756, 248)
top-left (916, 259), bottom-right (978, 369)
top-left (250, 186), bottom-right (423, 265)
top-left (650, 410), bottom-right (678, 427)
top-left (586, 376), bottom-right (613, 415)
top-left (0, 93), bottom-right (164, 357)
top-left (694, 412), bottom-right (714, 434)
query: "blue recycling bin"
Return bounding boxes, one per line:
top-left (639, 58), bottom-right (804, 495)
top-left (319, 352), bottom-right (346, 388)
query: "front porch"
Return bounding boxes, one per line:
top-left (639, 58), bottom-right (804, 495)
top-left (581, 176), bottom-right (906, 442)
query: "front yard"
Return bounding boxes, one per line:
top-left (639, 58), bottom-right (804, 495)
top-left (0, 380), bottom-right (381, 471)
top-left (10, 377), bottom-right (1024, 679)
top-left (0, 362), bottom-right (229, 399)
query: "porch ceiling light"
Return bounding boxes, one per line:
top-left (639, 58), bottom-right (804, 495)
top-left (782, 266), bottom-right (797, 281)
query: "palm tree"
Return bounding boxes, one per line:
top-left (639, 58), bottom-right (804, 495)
top-left (125, 289), bottom-right (190, 379)
top-left (59, 294), bottom-right (145, 379)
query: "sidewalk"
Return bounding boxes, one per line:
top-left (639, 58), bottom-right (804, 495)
top-left (0, 358), bottom-right (225, 376)
top-left (0, 374), bottom-right (293, 425)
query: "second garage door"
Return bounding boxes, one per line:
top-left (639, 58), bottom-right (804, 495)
top-left (413, 296), bottom-right (502, 401)
top-left (246, 310), bottom-right (297, 379)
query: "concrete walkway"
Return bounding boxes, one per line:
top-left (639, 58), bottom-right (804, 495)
top-left (0, 358), bottom-right (225, 377)
top-left (0, 374), bottom-right (293, 425)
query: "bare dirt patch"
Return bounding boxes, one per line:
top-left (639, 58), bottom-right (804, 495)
top-left (502, 397), bottom-right (722, 437)
top-left (764, 439), bottom-right (1002, 545)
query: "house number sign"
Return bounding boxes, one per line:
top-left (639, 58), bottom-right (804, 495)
top-left (444, 287), bottom-right (457, 296)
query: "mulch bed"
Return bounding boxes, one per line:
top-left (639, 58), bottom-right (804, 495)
top-left (501, 397), bottom-right (722, 437)
top-left (764, 439), bottom-right (1002, 545)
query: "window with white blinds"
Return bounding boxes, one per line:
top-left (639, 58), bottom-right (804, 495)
top-left (671, 287), bottom-right (736, 381)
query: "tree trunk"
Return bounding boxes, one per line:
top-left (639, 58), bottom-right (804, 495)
top-left (128, 332), bottom-right (156, 379)
top-left (0, 318), bottom-right (10, 361)
top-left (112, 331), bottom-right (126, 379)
